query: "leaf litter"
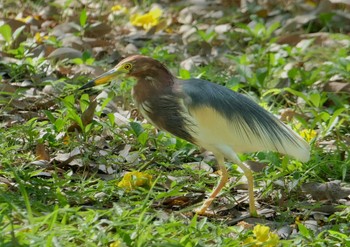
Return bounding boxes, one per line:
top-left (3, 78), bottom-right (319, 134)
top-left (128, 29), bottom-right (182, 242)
top-left (1, 0), bottom-right (350, 245)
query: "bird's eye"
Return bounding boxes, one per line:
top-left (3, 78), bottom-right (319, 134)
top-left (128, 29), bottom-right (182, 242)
top-left (124, 63), bottom-right (132, 70)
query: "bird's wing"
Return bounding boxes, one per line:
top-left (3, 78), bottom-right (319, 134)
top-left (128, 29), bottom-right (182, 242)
top-left (180, 78), bottom-right (310, 162)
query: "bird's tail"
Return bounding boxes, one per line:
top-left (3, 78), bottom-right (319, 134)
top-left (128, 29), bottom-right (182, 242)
top-left (273, 121), bottom-right (310, 162)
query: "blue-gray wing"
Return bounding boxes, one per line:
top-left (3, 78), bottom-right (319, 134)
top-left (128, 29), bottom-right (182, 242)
top-left (180, 78), bottom-right (310, 162)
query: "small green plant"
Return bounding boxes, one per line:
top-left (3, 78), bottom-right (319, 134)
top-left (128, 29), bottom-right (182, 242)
top-left (0, 24), bottom-right (26, 51)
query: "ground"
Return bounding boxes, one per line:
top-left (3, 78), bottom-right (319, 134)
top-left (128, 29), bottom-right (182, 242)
top-left (0, 0), bottom-right (350, 246)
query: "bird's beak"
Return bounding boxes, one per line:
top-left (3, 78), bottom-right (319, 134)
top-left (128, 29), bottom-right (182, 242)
top-left (79, 64), bottom-right (128, 90)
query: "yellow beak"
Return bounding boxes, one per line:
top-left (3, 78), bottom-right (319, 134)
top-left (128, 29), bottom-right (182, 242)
top-left (79, 64), bottom-right (128, 90)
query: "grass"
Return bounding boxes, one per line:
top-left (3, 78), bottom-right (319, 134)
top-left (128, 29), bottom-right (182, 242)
top-left (1, 1), bottom-right (350, 246)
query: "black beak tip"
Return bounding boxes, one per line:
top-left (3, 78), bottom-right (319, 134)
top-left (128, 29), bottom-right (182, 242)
top-left (79, 80), bottom-right (95, 90)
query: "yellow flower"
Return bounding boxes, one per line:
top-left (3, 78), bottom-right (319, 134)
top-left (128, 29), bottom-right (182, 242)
top-left (243, 224), bottom-right (279, 247)
top-left (244, 236), bottom-right (255, 245)
top-left (34, 32), bottom-right (49, 44)
top-left (253, 225), bottom-right (270, 242)
top-left (111, 5), bottom-right (127, 13)
top-left (130, 7), bottom-right (162, 30)
top-left (117, 171), bottom-right (152, 191)
top-left (267, 233), bottom-right (279, 247)
top-left (109, 239), bottom-right (126, 247)
top-left (300, 129), bottom-right (317, 142)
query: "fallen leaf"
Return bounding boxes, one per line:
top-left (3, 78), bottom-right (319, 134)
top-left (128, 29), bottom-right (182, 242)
top-left (35, 143), bottom-right (50, 161)
top-left (157, 193), bottom-right (205, 210)
top-left (302, 180), bottom-right (350, 201)
top-left (81, 99), bottom-right (98, 126)
top-left (47, 47), bottom-right (83, 60)
top-left (85, 22), bottom-right (112, 37)
top-left (180, 55), bottom-right (208, 71)
top-left (323, 81), bottom-right (350, 93)
top-left (0, 82), bottom-right (18, 94)
top-left (245, 160), bottom-right (268, 172)
top-left (67, 99), bottom-right (97, 132)
top-left (182, 161), bottom-right (213, 173)
top-left (54, 147), bottom-right (82, 166)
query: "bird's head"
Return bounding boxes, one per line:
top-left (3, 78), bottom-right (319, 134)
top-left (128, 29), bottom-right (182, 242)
top-left (79, 55), bottom-right (174, 90)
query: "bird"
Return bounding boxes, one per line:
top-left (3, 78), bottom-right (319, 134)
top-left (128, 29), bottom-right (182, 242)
top-left (79, 55), bottom-right (310, 216)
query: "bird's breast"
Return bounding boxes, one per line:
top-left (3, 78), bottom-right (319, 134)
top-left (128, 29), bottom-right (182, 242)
top-left (134, 93), bottom-right (198, 144)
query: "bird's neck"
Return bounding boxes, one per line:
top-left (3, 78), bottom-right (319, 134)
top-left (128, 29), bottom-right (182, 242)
top-left (132, 70), bottom-right (175, 103)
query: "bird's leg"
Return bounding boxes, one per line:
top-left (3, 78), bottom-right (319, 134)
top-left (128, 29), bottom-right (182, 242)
top-left (196, 155), bottom-right (228, 215)
top-left (235, 160), bottom-right (257, 216)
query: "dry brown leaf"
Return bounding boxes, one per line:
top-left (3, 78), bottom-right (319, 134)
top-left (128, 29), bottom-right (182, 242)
top-left (35, 143), bottom-right (50, 161)
top-left (245, 160), bottom-right (268, 172)
top-left (119, 144), bottom-right (131, 159)
top-left (71, 64), bottom-right (103, 77)
top-left (0, 82), bottom-right (18, 94)
top-left (182, 161), bottom-right (213, 173)
top-left (67, 99), bottom-right (97, 132)
top-left (54, 147), bottom-right (82, 166)
top-left (277, 32), bottom-right (345, 46)
top-left (323, 81), bottom-right (350, 93)
top-left (31, 44), bottom-right (56, 57)
top-left (85, 22), bottom-right (112, 38)
top-left (47, 47), bottom-right (83, 60)
top-left (302, 180), bottom-right (350, 201)
top-left (236, 221), bottom-right (254, 230)
top-left (180, 55), bottom-right (208, 71)
top-left (81, 99), bottom-right (98, 126)
top-left (60, 34), bottom-right (85, 50)
top-left (280, 108), bottom-right (297, 122)
top-left (51, 22), bottom-right (80, 36)
top-left (159, 193), bottom-right (205, 209)
top-left (9, 96), bottom-right (55, 111)
top-left (84, 38), bottom-right (113, 48)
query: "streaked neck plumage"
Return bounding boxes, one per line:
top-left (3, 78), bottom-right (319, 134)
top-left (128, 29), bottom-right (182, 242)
top-left (131, 66), bottom-right (175, 103)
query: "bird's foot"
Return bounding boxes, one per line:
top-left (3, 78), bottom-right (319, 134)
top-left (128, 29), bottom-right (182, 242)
top-left (193, 207), bottom-right (215, 216)
top-left (195, 205), bottom-right (259, 217)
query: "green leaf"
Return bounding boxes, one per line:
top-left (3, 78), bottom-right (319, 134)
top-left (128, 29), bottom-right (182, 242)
top-left (266, 22), bottom-right (280, 37)
top-left (256, 67), bottom-right (268, 86)
top-left (179, 68), bottom-right (191, 79)
top-left (284, 88), bottom-right (309, 104)
top-left (85, 57), bottom-right (95, 65)
top-left (54, 118), bottom-right (65, 132)
top-left (190, 213), bottom-right (198, 228)
top-left (79, 94), bottom-right (90, 112)
top-left (130, 122), bottom-right (144, 136)
top-left (67, 108), bottom-right (83, 129)
top-left (107, 113), bottom-right (115, 127)
top-left (44, 110), bottom-right (56, 124)
top-left (80, 8), bottom-right (87, 27)
top-left (137, 131), bottom-right (149, 146)
top-left (82, 51), bottom-right (91, 61)
top-left (325, 107), bottom-right (345, 134)
top-left (297, 223), bottom-right (311, 238)
top-left (62, 94), bottom-right (75, 108)
top-left (70, 58), bottom-right (83, 65)
top-left (0, 24), bottom-right (12, 43)
top-left (287, 68), bottom-right (298, 80)
top-left (309, 93), bottom-right (321, 107)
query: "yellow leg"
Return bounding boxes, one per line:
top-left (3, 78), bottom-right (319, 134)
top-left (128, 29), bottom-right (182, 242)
top-left (195, 149), bottom-right (257, 216)
top-left (196, 155), bottom-right (228, 214)
top-left (222, 149), bottom-right (257, 216)
top-left (236, 161), bottom-right (257, 216)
